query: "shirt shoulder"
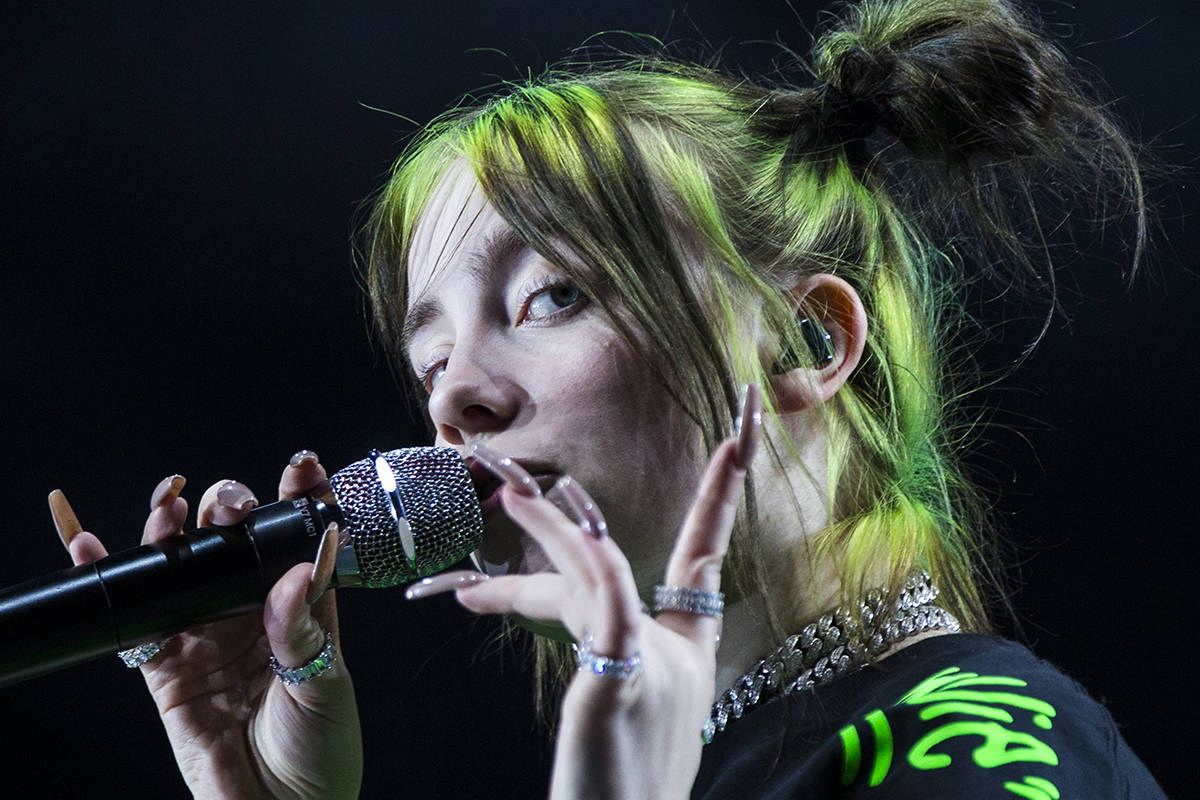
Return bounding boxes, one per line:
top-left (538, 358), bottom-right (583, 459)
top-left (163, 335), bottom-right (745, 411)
top-left (693, 635), bottom-right (1165, 800)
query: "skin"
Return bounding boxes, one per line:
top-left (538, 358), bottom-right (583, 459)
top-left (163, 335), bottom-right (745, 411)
top-left (404, 169), bottom-right (709, 594)
top-left (398, 168), bottom-right (874, 798)
top-left (55, 164), bottom-right (876, 799)
top-left (60, 462), bottom-right (363, 799)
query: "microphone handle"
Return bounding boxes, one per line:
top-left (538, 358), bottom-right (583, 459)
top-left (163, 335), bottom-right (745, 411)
top-left (0, 496), bottom-right (339, 687)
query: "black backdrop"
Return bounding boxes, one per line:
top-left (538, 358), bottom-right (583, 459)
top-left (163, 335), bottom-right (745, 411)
top-left (1, 1), bottom-right (1195, 797)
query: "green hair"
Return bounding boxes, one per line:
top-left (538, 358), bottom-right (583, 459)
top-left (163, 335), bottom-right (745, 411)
top-left (359, 0), bottom-right (1145, 698)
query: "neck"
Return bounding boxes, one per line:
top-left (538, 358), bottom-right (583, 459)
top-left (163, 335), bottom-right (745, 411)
top-left (712, 593), bottom-right (775, 701)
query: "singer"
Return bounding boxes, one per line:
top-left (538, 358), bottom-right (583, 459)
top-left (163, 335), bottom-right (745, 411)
top-left (51, 0), bottom-right (1165, 796)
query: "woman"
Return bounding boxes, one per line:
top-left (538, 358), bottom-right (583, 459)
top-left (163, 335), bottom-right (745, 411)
top-left (52, 0), bottom-right (1164, 796)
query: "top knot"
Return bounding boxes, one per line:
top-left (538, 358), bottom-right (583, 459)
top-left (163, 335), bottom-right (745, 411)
top-left (813, 81), bottom-right (885, 142)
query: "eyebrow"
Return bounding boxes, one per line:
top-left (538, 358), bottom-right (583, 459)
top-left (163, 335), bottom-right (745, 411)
top-left (400, 227), bottom-right (531, 355)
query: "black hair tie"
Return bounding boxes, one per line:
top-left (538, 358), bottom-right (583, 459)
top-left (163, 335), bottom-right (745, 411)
top-left (813, 82), bottom-right (881, 141)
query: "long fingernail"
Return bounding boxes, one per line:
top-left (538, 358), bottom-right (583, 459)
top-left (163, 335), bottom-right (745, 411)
top-left (48, 489), bottom-right (83, 548)
top-left (405, 570), bottom-right (490, 600)
top-left (306, 522), bottom-right (340, 604)
top-left (150, 474), bottom-right (186, 509)
top-left (734, 383), bottom-right (763, 471)
top-left (549, 476), bottom-right (607, 538)
top-left (469, 442), bottom-right (541, 497)
top-left (289, 449), bottom-right (319, 468)
top-left (216, 481), bottom-right (258, 512)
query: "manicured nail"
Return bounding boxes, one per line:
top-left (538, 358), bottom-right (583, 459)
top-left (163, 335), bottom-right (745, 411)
top-left (549, 475), bottom-right (607, 538)
top-left (150, 474), bottom-right (186, 509)
top-left (216, 481), bottom-right (258, 512)
top-left (734, 383), bottom-right (762, 470)
top-left (289, 449), bottom-right (319, 468)
top-left (405, 570), bottom-right (490, 600)
top-left (469, 442), bottom-right (541, 497)
top-left (48, 489), bottom-right (83, 549)
top-left (306, 522), bottom-right (340, 604)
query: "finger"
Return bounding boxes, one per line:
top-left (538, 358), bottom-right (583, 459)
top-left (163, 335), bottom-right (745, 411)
top-left (67, 531), bottom-right (109, 565)
top-left (658, 385), bottom-right (762, 645)
top-left (142, 474), bottom-right (188, 544)
top-left (197, 479), bottom-right (259, 527)
top-left (448, 573), bottom-right (577, 628)
top-left (471, 446), bottom-right (598, 583)
top-left (48, 489), bottom-right (83, 550)
top-left (404, 569), bottom-right (491, 600)
top-left (49, 490), bottom-right (109, 565)
top-left (263, 561), bottom-right (344, 689)
top-left (472, 442), bottom-right (642, 654)
top-left (279, 449), bottom-right (331, 501)
top-left (502, 488), bottom-right (642, 657)
top-left (547, 476), bottom-right (607, 538)
top-left (304, 522), bottom-right (340, 605)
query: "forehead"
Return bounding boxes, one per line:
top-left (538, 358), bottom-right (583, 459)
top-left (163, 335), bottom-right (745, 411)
top-left (406, 161), bottom-right (502, 304)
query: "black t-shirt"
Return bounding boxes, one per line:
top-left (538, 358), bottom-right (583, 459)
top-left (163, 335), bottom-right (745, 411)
top-left (693, 634), bottom-right (1163, 799)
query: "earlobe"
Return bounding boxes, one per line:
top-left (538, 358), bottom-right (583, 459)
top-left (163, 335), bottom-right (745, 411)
top-left (766, 274), bottom-right (868, 414)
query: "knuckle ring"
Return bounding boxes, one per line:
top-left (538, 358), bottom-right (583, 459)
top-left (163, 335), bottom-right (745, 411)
top-left (269, 630), bottom-right (338, 685)
top-left (653, 584), bottom-right (725, 619)
top-left (572, 628), bottom-right (642, 680)
top-left (117, 638), bottom-right (173, 668)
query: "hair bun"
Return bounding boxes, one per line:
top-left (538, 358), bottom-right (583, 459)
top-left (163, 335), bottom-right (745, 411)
top-left (812, 80), bottom-right (885, 142)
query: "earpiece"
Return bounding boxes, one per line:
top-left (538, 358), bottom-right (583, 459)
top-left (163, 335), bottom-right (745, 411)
top-left (770, 318), bottom-right (835, 374)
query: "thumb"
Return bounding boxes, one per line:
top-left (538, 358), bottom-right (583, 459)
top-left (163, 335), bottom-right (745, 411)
top-left (263, 523), bottom-right (344, 685)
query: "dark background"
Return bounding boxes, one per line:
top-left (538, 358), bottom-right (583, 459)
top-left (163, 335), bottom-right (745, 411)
top-left (1, 1), bottom-right (1195, 797)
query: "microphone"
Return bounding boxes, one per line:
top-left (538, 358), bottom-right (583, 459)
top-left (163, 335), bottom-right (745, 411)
top-left (0, 447), bottom-right (482, 687)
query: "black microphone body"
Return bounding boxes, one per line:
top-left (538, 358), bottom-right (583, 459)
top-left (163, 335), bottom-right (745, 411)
top-left (0, 446), bottom-right (483, 688)
top-left (0, 496), bottom-right (337, 687)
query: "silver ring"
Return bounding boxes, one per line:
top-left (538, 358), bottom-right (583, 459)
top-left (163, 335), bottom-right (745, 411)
top-left (269, 631), bottom-right (338, 685)
top-left (653, 585), bottom-right (725, 619)
top-left (572, 629), bottom-right (642, 680)
top-left (118, 638), bottom-right (172, 669)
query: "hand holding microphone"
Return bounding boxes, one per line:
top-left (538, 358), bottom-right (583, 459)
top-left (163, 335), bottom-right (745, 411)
top-left (26, 447), bottom-right (480, 800)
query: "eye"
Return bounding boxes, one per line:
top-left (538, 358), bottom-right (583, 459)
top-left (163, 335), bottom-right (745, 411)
top-left (416, 359), bottom-right (447, 392)
top-left (523, 281), bottom-right (585, 323)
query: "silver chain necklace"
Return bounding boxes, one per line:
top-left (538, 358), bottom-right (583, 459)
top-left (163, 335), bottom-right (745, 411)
top-left (704, 570), bottom-right (960, 743)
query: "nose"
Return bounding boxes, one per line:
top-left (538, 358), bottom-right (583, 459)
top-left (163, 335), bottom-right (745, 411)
top-left (426, 349), bottom-right (520, 446)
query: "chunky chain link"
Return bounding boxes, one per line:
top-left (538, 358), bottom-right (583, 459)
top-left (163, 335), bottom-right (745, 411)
top-left (704, 571), bottom-right (959, 744)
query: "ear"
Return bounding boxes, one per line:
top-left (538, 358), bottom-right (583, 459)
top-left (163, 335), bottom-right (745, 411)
top-left (767, 273), bottom-right (868, 414)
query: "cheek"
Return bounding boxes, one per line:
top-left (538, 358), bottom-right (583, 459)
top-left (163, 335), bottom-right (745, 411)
top-left (552, 330), bottom-right (706, 562)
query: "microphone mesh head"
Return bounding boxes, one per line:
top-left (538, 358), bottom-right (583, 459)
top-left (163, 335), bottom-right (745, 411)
top-left (329, 447), bottom-right (482, 587)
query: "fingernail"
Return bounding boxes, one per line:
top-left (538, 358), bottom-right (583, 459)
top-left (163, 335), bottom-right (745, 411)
top-left (734, 383), bottom-right (762, 471)
top-left (549, 475), bottom-right (607, 538)
top-left (150, 474), bottom-right (186, 509)
top-left (289, 449), bottom-right (319, 468)
top-left (469, 442), bottom-right (541, 497)
top-left (48, 489), bottom-right (83, 548)
top-left (405, 570), bottom-right (489, 600)
top-left (216, 481), bottom-right (258, 512)
top-left (306, 522), bottom-right (340, 604)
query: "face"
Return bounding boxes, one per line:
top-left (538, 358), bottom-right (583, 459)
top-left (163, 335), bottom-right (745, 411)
top-left (403, 166), bottom-right (706, 591)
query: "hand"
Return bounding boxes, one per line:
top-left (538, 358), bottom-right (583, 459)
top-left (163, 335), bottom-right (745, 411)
top-left (49, 451), bottom-right (362, 799)
top-left (409, 385), bottom-right (762, 800)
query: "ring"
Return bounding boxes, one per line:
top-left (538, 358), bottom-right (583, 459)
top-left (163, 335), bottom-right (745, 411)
top-left (572, 629), bottom-right (642, 680)
top-left (653, 585), bottom-right (725, 619)
top-left (269, 631), bottom-right (338, 685)
top-left (117, 638), bottom-right (172, 668)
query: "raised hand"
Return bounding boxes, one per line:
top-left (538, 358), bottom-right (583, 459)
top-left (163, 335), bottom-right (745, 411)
top-left (409, 384), bottom-right (762, 800)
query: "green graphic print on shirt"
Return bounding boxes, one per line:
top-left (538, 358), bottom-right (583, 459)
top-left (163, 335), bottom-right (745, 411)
top-left (837, 666), bottom-right (1061, 799)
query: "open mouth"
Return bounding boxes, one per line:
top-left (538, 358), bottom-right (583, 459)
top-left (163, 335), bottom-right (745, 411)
top-left (465, 458), bottom-right (504, 517)
top-left (465, 455), bottom-right (559, 517)
top-left (463, 455), bottom-right (562, 575)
